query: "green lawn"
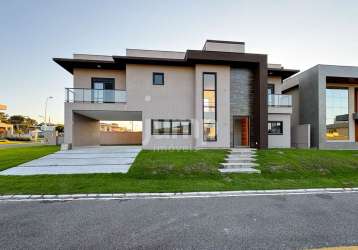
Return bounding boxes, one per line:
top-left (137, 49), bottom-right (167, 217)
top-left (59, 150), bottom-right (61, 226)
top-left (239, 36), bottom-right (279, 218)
top-left (0, 145), bottom-right (60, 171)
top-left (0, 147), bottom-right (358, 194)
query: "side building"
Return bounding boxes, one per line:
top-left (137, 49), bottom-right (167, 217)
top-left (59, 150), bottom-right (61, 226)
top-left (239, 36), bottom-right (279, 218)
top-left (283, 64), bottom-right (358, 149)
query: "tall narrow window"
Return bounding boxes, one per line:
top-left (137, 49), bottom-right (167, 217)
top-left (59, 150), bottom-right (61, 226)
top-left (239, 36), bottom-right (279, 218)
top-left (203, 73), bottom-right (217, 141)
top-left (326, 88), bottom-right (349, 140)
top-left (267, 84), bottom-right (275, 95)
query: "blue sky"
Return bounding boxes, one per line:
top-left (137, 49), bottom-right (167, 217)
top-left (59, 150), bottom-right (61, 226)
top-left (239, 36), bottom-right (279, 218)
top-left (1, 0), bottom-right (358, 124)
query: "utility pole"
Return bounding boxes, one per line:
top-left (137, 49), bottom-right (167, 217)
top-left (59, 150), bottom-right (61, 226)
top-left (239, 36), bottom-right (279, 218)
top-left (44, 96), bottom-right (53, 128)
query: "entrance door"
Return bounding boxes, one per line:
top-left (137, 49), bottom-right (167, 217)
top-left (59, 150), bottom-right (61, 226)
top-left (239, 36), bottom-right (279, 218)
top-left (233, 117), bottom-right (250, 147)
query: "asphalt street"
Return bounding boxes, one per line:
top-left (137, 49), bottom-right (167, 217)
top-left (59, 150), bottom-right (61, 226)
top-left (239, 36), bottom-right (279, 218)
top-left (1, 193), bottom-right (358, 249)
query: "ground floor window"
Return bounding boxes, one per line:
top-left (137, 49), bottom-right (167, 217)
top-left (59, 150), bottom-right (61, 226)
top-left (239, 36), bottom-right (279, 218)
top-left (151, 119), bottom-right (191, 135)
top-left (268, 121), bottom-right (283, 135)
top-left (326, 88), bottom-right (349, 140)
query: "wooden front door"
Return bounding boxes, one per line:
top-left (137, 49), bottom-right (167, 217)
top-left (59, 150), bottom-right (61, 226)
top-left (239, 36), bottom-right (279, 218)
top-left (233, 117), bottom-right (250, 147)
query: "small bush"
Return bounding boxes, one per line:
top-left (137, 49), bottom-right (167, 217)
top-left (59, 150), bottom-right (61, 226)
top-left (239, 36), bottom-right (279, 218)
top-left (6, 136), bottom-right (32, 141)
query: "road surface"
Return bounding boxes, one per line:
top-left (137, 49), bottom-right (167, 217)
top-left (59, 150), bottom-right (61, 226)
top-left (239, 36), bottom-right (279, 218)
top-left (1, 193), bottom-right (358, 249)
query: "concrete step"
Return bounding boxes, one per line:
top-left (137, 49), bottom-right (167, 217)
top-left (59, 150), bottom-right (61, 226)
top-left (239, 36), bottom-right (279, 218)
top-left (231, 148), bottom-right (256, 151)
top-left (219, 168), bottom-right (261, 174)
top-left (220, 162), bottom-right (259, 168)
top-left (226, 154), bottom-right (256, 159)
top-left (230, 150), bottom-right (256, 154)
top-left (226, 156), bottom-right (257, 160)
top-left (229, 153), bottom-right (257, 158)
top-left (225, 158), bottom-right (256, 163)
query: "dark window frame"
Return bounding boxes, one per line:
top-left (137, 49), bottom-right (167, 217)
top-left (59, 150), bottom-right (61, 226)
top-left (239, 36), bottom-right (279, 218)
top-left (268, 121), bottom-right (283, 135)
top-left (203, 72), bottom-right (217, 141)
top-left (267, 83), bottom-right (275, 95)
top-left (90, 78), bottom-right (115, 103)
top-left (91, 78), bottom-right (115, 90)
top-left (153, 72), bottom-right (165, 85)
top-left (151, 119), bottom-right (191, 135)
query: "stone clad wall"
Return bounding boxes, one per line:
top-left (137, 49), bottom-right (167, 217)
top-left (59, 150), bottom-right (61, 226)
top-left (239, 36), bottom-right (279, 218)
top-left (230, 68), bottom-right (255, 146)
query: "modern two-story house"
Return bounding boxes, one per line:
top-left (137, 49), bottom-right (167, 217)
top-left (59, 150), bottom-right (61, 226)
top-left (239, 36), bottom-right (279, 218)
top-left (54, 40), bottom-right (298, 149)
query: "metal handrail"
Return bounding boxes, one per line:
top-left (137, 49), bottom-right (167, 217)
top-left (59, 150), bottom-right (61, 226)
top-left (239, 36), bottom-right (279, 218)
top-left (267, 94), bottom-right (292, 107)
top-left (65, 88), bottom-right (127, 103)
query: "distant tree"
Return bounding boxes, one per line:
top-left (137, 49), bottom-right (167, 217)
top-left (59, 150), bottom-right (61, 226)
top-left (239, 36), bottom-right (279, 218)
top-left (9, 115), bottom-right (25, 126)
top-left (56, 125), bottom-right (64, 133)
top-left (9, 115), bottom-right (38, 134)
top-left (0, 112), bottom-right (9, 123)
top-left (23, 117), bottom-right (38, 128)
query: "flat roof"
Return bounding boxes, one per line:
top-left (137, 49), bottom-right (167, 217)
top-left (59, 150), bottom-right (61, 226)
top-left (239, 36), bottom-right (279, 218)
top-left (54, 50), bottom-right (298, 79)
top-left (205, 39), bottom-right (245, 45)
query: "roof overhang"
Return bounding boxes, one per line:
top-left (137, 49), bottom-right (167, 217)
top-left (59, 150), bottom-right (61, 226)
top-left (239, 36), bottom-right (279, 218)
top-left (185, 50), bottom-right (267, 66)
top-left (55, 50), bottom-right (270, 74)
top-left (54, 51), bottom-right (298, 83)
top-left (53, 58), bottom-right (125, 74)
top-left (326, 76), bottom-right (358, 84)
top-left (268, 68), bottom-right (299, 80)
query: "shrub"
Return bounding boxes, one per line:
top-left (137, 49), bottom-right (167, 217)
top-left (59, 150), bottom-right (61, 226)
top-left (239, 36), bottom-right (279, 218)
top-left (6, 136), bottom-right (32, 141)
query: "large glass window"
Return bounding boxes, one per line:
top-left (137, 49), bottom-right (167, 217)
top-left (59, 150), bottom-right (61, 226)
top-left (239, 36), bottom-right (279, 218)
top-left (203, 73), bottom-right (217, 141)
top-left (151, 119), bottom-right (191, 135)
top-left (326, 88), bottom-right (349, 140)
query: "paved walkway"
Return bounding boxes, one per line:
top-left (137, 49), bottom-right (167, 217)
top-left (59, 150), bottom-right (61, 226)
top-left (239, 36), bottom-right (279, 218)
top-left (0, 146), bottom-right (141, 175)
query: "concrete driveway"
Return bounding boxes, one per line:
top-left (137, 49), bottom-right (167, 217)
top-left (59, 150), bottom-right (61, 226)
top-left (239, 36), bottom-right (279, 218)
top-left (0, 146), bottom-right (141, 175)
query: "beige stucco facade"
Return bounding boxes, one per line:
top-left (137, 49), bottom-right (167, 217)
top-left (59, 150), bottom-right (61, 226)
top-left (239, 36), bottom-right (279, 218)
top-left (65, 63), bottom-right (234, 148)
top-left (73, 69), bottom-right (126, 90)
top-left (194, 64), bottom-right (231, 148)
top-left (64, 63), bottom-right (293, 148)
top-left (268, 76), bottom-right (283, 94)
top-left (59, 41), bottom-right (296, 149)
top-left (100, 131), bottom-right (141, 145)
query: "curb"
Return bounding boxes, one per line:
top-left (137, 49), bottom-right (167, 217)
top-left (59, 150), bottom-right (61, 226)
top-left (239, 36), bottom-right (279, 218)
top-left (1, 188), bottom-right (358, 202)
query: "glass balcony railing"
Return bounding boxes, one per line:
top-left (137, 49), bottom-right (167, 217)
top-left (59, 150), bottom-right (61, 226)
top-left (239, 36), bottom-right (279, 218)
top-left (267, 94), bottom-right (292, 107)
top-left (65, 88), bottom-right (127, 103)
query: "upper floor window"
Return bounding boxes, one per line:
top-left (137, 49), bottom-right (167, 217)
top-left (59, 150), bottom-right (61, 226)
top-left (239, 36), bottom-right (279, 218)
top-left (91, 78), bottom-right (115, 103)
top-left (91, 78), bottom-right (115, 90)
top-left (153, 72), bottom-right (164, 85)
top-left (268, 84), bottom-right (275, 95)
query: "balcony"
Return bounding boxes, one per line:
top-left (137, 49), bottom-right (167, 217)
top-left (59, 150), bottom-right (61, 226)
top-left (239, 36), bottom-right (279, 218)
top-left (65, 88), bottom-right (127, 103)
top-left (267, 94), bottom-right (292, 107)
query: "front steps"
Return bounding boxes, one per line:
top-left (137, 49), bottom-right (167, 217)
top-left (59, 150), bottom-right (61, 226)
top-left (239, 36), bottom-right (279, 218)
top-left (219, 148), bottom-right (261, 174)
